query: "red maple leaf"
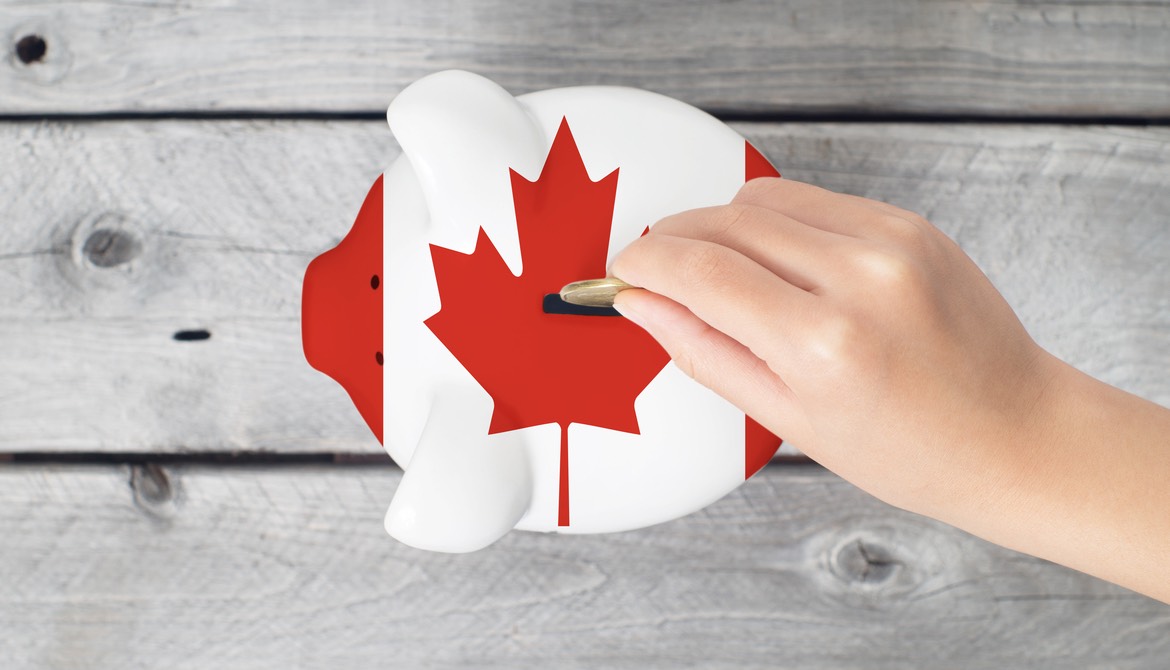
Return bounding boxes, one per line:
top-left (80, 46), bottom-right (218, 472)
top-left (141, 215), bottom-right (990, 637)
top-left (425, 118), bottom-right (671, 527)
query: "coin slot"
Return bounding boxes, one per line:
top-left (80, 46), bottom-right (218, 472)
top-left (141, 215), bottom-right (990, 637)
top-left (542, 293), bottom-right (620, 317)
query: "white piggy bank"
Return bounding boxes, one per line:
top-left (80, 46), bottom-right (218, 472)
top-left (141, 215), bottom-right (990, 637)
top-left (303, 70), bottom-right (782, 553)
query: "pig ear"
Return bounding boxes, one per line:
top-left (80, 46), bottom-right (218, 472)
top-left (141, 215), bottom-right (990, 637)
top-left (387, 70), bottom-right (544, 277)
top-left (384, 386), bottom-right (533, 553)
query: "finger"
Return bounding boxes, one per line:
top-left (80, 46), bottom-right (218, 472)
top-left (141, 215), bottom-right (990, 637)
top-left (610, 232), bottom-right (815, 371)
top-left (612, 288), bottom-right (807, 443)
top-left (734, 178), bottom-right (923, 241)
top-left (650, 203), bottom-right (856, 292)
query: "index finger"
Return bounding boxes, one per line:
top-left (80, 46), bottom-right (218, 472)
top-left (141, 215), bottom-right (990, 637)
top-left (735, 178), bottom-right (925, 241)
top-left (610, 231), bottom-right (817, 371)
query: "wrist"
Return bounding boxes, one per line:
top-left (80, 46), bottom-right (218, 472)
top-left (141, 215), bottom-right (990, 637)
top-left (920, 347), bottom-right (1076, 549)
top-left (941, 350), bottom-right (1170, 601)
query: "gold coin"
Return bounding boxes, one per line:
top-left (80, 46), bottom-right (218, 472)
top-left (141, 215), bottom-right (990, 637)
top-left (559, 277), bottom-right (635, 308)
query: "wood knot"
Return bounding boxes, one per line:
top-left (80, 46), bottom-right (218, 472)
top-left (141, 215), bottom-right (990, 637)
top-left (130, 463), bottom-right (177, 516)
top-left (83, 228), bottom-right (143, 268)
top-left (9, 24), bottom-right (70, 84)
top-left (833, 538), bottom-right (902, 585)
top-left (60, 215), bottom-right (148, 291)
top-left (811, 518), bottom-right (963, 606)
top-left (15, 34), bottom-right (46, 64)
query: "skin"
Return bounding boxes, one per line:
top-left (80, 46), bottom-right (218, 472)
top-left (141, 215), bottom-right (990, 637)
top-left (610, 178), bottom-right (1170, 604)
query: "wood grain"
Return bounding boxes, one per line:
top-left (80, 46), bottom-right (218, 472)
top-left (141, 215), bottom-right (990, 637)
top-left (0, 464), bottom-right (1165, 669)
top-left (0, 121), bottom-right (393, 453)
top-left (2, 121), bottom-right (1168, 454)
top-left (2, 0), bottom-right (1169, 117)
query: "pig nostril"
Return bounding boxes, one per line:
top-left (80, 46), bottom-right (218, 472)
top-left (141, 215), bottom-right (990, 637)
top-left (375, 351), bottom-right (383, 365)
top-left (371, 274), bottom-right (380, 289)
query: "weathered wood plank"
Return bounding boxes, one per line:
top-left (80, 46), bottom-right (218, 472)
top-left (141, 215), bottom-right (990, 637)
top-left (0, 121), bottom-right (393, 453)
top-left (3, 0), bottom-right (1170, 116)
top-left (1, 121), bottom-right (1168, 453)
top-left (0, 464), bottom-right (1165, 669)
top-left (755, 123), bottom-right (1170, 409)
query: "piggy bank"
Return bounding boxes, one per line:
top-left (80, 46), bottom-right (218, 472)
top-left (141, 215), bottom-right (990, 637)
top-left (302, 70), bottom-right (781, 553)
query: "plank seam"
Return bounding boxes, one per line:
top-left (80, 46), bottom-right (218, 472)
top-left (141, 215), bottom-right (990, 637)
top-left (0, 111), bottom-right (1168, 125)
top-left (0, 451), bottom-right (813, 467)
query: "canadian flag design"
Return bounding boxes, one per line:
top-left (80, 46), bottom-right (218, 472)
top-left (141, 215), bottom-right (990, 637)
top-left (303, 71), bottom-right (781, 552)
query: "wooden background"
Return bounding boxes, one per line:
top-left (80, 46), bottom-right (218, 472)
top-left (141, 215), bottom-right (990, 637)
top-left (2, 1), bottom-right (1169, 667)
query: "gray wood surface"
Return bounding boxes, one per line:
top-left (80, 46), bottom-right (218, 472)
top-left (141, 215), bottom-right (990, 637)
top-left (3, 121), bottom-right (1169, 454)
top-left (0, 464), bottom-right (1165, 670)
top-left (4, 2), bottom-right (1169, 666)
top-left (3, 0), bottom-right (1170, 117)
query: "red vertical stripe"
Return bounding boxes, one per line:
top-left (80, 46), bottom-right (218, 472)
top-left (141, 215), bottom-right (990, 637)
top-left (746, 141), bottom-right (780, 181)
top-left (745, 416), bottom-right (782, 479)
top-left (302, 176), bottom-right (385, 444)
top-left (743, 141), bottom-right (783, 478)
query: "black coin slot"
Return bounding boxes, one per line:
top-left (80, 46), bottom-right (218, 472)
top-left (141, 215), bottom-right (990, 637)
top-left (542, 293), bottom-right (620, 317)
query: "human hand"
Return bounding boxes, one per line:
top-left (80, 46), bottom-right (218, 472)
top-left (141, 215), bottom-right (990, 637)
top-left (612, 177), bottom-right (1170, 602)
top-left (610, 177), bottom-right (1062, 525)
